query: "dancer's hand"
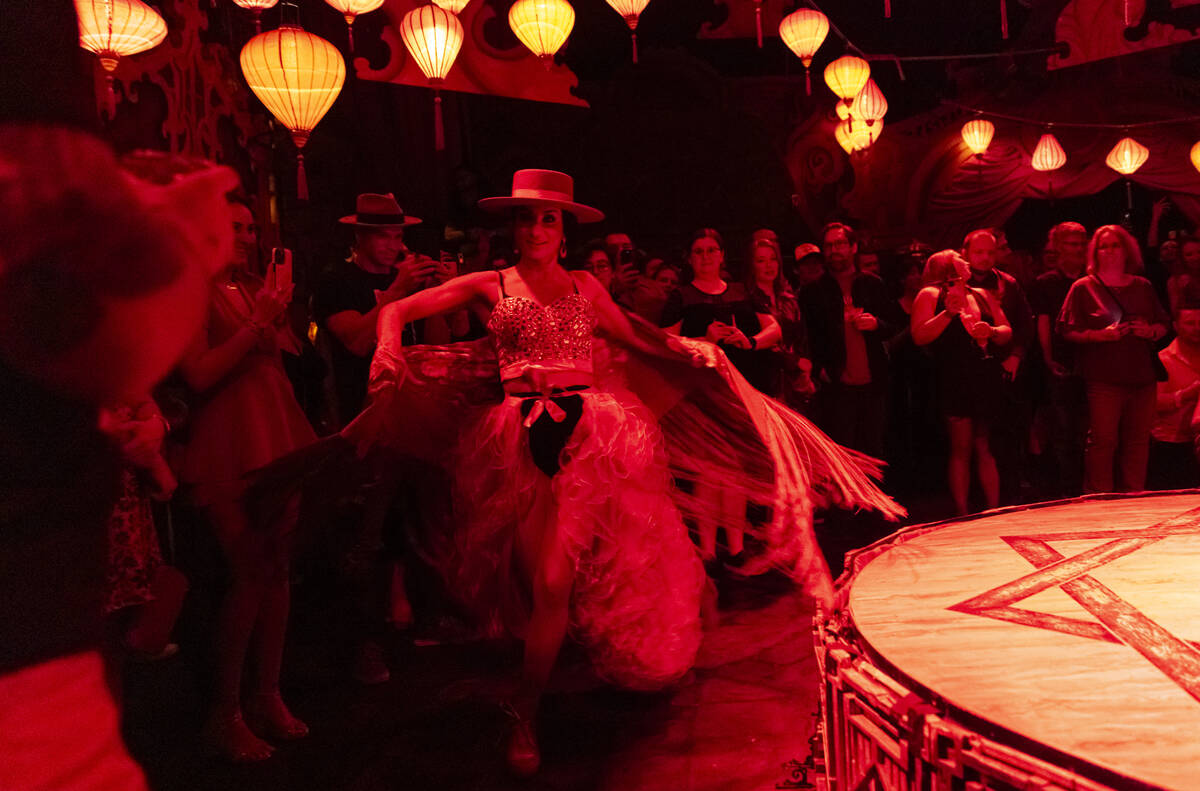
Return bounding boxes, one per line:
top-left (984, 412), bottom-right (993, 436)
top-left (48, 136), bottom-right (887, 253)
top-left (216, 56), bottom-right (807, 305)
top-left (723, 327), bottom-right (752, 349)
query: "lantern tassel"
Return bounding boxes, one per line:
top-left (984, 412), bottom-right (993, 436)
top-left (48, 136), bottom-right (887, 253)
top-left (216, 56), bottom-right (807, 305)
top-left (254, 11), bottom-right (262, 34)
top-left (885, 0), bottom-right (891, 17)
top-left (755, 1), bottom-right (763, 48)
top-left (296, 151), bottom-right (309, 201)
top-left (631, 32), bottom-right (638, 64)
top-left (105, 74), bottom-right (117, 119)
top-left (805, 67), bottom-right (811, 96)
top-left (347, 24), bottom-right (355, 54)
top-left (434, 92), bottom-right (445, 152)
top-left (1000, 0), bottom-right (1009, 39)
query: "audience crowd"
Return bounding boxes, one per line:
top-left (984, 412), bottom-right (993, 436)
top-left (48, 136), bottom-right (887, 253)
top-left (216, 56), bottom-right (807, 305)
top-left (83, 180), bottom-right (1200, 764)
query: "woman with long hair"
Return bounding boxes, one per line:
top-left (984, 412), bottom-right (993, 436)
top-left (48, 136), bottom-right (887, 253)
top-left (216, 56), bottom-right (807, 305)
top-left (178, 199), bottom-right (315, 761)
top-left (911, 250), bottom-right (1012, 515)
top-left (744, 236), bottom-right (813, 406)
top-left (1058, 225), bottom-right (1170, 492)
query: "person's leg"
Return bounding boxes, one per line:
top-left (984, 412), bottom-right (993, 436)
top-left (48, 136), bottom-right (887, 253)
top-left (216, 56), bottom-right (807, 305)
top-left (946, 416), bottom-right (974, 516)
top-left (204, 500), bottom-right (273, 761)
top-left (509, 489), bottom-right (573, 776)
top-left (1118, 383), bottom-right (1157, 492)
top-left (123, 565), bottom-right (188, 656)
top-left (249, 495), bottom-right (307, 740)
top-left (1084, 381), bottom-right (1121, 494)
top-left (973, 421), bottom-right (1000, 510)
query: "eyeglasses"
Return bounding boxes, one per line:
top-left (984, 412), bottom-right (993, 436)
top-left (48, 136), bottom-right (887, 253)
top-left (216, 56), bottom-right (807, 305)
top-left (824, 239), bottom-right (851, 249)
top-left (692, 247), bottom-right (723, 258)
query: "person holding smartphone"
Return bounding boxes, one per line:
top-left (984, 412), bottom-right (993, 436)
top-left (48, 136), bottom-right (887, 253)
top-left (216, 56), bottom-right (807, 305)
top-left (316, 194), bottom-right (435, 426)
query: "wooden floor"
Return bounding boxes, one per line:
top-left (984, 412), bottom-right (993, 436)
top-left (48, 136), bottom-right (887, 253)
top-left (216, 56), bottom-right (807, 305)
top-left (846, 492), bottom-right (1200, 791)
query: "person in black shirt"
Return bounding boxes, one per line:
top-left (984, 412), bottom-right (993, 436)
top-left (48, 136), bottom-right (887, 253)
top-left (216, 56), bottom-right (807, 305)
top-left (799, 223), bottom-right (895, 458)
top-left (312, 193), bottom-right (437, 685)
top-left (1029, 221), bottom-right (1088, 496)
top-left (962, 229), bottom-right (1036, 504)
top-left (315, 194), bottom-right (436, 426)
top-left (661, 228), bottom-right (781, 564)
top-left (661, 228), bottom-right (782, 394)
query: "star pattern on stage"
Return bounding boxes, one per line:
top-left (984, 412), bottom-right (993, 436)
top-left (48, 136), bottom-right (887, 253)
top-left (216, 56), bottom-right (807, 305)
top-left (948, 505), bottom-right (1200, 703)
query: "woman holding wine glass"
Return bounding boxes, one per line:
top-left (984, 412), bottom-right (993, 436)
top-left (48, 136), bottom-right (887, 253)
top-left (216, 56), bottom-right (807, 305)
top-left (911, 250), bottom-right (1012, 515)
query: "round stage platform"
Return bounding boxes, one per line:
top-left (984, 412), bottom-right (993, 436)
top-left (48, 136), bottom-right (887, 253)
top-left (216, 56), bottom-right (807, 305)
top-left (817, 491), bottom-right (1200, 791)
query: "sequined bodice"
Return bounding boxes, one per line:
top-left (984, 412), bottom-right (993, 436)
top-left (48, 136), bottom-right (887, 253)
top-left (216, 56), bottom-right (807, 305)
top-left (488, 294), bottom-right (597, 380)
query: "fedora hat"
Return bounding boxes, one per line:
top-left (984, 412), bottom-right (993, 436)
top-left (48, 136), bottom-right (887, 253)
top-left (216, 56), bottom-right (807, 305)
top-left (338, 193), bottom-right (421, 227)
top-left (477, 169), bottom-right (604, 223)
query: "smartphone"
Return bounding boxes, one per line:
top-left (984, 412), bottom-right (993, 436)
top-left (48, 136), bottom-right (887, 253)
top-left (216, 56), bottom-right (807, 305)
top-left (269, 247), bottom-right (293, 290)
top-left (619, 248), bottom-right (635, 268)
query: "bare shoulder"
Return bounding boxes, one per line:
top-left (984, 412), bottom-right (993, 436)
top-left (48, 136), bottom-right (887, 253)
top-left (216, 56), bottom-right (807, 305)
top-left (569, 269), bottom-right (605, 298)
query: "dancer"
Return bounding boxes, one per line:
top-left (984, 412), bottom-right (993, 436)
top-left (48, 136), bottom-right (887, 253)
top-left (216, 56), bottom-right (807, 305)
top-left (363, 170), bottom-right (706, 775)
top-left (297, 170), bottom-right (901, 777)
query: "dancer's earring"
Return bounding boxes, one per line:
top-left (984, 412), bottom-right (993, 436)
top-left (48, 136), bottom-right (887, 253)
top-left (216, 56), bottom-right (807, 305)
top-left (560, 240), bottom-right (567, 259)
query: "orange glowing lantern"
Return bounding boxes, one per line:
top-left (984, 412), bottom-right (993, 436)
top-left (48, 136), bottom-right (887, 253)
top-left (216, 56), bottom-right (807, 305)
top-left (240, 23), bottom-right (345, 199)
top-left (835, 100), bottom-right (850, 121)
top-left (1106, 136), bottom-right (1149, 176)
top-left (834, 121), bottom-right (854, 154)
top-left (432, 0), bottom-right (472, 12)
top-left (400, 4), bottom-right (464, 152)
top-left (779, 8), bottom-right (828, 95)
top-left (836, 118), bottom-right (883, 153)
top-left (605, 0), bottom-right (651, 63)
top-left (824, 55), bottom-right (870, 109)
top-left (961, 119), bottom-right (994, 157)
top-left (76, 0), bottom-right (167, 115)
top-left (231, 0), bottom-right (279, 33)
top-left (1191, 141), bottom-right (1200, 175)
top-left (1031, 133), bottom-right (1066, 172)
top-left (325, 0), bottom-right (385, 51)
top-left (509, 0), bottom-right (575, 67)
top-left (851, 79), bottom-right (887, 127)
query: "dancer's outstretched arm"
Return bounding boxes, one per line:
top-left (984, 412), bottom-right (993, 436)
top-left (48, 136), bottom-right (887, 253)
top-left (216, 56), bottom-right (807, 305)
top-left (375, 271), bottom-right (496, 348)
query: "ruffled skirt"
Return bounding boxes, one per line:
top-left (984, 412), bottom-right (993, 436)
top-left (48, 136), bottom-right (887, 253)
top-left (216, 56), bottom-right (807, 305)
top-left (439, 389), bottom-right (705, 691)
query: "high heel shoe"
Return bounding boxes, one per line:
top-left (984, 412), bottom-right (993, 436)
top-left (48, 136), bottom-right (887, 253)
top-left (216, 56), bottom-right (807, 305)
top-left (502, 704), bottom-right (540, 777)
top-left (248, 692), bottom-right (309, 741)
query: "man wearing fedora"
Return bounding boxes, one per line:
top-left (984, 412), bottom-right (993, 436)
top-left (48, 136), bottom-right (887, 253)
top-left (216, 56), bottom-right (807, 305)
top-left (314, 193), bottom-right (436, 685)
top-left (316, 193), bottom-right (435, 426)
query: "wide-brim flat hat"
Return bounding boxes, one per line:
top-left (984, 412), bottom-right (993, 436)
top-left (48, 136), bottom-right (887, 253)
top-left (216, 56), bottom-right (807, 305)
top-left (477, 169), bottom-right (604, 223)
top-left (339, 192), bottom-right (421, 227)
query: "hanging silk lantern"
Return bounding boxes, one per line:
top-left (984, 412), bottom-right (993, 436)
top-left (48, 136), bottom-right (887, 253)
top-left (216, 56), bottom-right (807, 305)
top-left (76, 0), bottom-right (167, 115)
top-left (325, 0), bottom-right (385, 52)
top-left (1191, 141), bottom-right (1200, 175)
top-left (231, 0), bottom-right (279, 33)
top-left (604, 0), bottom-right (651, 63)
top-left (1106, 136), bottom-right (1149, 176)
top-left (835, 99), bottom-right (850, 121)
top-left (851, 79), bottom-right (887, 127)
top-left (509, 0), bottom-right (575, 67)
top-left (836, 118), bottom-right (883, 153)
top-left (400, 4), bottom-right (464, 152)
top-left (824, 55), bottom-right (870, 108)
top-left (432, 0), bottom-right (471, 13)
top-left (1031, 133), bottom-right (1066, 172)
top-left (240, 23), bottom-right (346, 199)
top-left (961, 119), bottom-right (994, 157)
top-left (779, 9), bottom-right (828, 95)
top-left (834, 120), bottom-right (854, 154)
